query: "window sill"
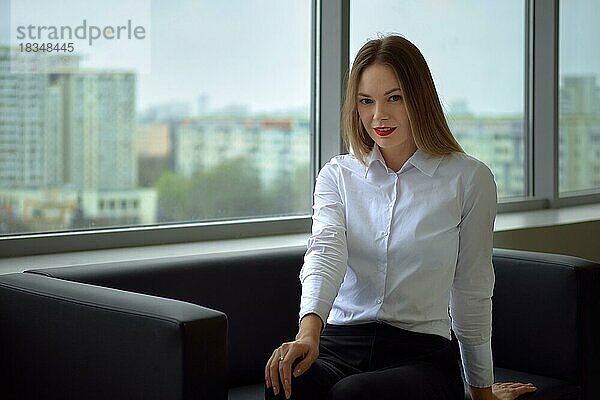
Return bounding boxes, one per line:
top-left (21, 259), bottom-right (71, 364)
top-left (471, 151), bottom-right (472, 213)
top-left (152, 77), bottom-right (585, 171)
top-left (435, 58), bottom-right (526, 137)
top-left (1, 204), bottom-right (599, 275)
top-left (494, 203), bottom-right (600, 231)
top-left (0, 233), bottom-right (309, 275)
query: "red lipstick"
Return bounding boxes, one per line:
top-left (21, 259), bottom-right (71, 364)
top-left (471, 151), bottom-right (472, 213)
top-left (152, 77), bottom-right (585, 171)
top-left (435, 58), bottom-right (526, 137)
top-left (373, 127), bottom-right (396, 137)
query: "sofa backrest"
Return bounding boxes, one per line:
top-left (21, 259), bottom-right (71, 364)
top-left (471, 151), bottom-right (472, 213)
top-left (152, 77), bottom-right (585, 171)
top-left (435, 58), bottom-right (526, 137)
top-left (28, 247), bottom-right (305, 388)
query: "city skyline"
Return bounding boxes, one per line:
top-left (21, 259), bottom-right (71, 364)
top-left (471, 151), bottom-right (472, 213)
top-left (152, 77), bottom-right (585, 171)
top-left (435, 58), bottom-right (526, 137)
top-left (1, 69), bottom-right (598, 219)
top-left (1, 0), bottom-right (599, 235)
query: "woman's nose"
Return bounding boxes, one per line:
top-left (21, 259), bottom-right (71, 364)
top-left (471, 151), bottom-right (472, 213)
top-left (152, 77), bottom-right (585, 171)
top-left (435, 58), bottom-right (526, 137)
top-left (373, 104), bottom-right (389, 122)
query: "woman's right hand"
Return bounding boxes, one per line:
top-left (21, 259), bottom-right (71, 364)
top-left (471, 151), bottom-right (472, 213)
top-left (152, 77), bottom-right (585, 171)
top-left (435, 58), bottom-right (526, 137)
top-left (265, 314), bottom-right (323, 399)
top-left (265, 337), bottom-right (319, 398)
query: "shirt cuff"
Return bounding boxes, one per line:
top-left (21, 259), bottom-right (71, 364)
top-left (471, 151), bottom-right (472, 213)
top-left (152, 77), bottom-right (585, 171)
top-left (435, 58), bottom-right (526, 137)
top-left (298, 297), bottom-right (330, 327)
top-left (298, 272), bottom-right (337, 326)
top-left (459, 339), bottom-right (494, 388)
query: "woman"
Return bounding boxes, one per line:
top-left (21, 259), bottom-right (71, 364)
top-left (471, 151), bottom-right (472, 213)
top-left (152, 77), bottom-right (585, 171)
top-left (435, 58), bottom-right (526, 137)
top-left (265, 35), bottom-right (536, 400)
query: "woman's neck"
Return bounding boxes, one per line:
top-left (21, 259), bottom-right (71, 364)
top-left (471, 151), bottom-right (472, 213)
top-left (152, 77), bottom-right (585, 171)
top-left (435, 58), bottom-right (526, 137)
top-left (379, 142), bottom-right (418, 172)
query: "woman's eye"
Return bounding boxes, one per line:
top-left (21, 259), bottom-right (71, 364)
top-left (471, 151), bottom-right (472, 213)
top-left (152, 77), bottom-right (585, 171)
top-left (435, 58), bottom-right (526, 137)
top-left (390, 95), bottom-right (402, 102)
top-left (359, 98), bottom-right (372, 105)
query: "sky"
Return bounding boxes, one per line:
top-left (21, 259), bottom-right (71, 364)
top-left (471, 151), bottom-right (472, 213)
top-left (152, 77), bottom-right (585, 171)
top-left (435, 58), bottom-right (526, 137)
top-left (1, 0), bottom-right (599, 116)
top-left (351, 0), bottom-right (526, 115)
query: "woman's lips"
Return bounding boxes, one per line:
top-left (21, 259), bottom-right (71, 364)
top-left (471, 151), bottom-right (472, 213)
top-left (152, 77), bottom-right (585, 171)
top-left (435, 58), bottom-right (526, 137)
top-left (373, 127), bottom-right (396, 137)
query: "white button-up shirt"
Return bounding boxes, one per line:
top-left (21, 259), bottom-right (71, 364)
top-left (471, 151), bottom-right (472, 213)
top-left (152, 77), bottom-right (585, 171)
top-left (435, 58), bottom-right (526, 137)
top-left (299, 146), bottom-right (497, 387)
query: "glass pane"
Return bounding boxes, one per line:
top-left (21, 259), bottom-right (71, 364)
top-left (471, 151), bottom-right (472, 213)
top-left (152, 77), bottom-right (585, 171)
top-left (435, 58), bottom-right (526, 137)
top-left (559, 0), bottom-right (600, 195)
top-left (0, 0), bottom-right (312, 236)
top-left (350, 0), bottom-right (526, 199)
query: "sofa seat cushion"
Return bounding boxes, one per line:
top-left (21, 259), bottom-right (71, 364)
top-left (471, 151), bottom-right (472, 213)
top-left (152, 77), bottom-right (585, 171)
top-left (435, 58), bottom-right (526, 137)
top-left (229, 384), bottom-right (265, 400)
top-left (228, 367), bottom-right (578, 400)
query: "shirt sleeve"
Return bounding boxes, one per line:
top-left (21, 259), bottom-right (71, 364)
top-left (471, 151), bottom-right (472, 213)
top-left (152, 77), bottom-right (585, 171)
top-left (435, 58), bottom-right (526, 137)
top-left (298, 160), bottom-right (349, 325)
top-left (449, 162), bottom-right (497, 388)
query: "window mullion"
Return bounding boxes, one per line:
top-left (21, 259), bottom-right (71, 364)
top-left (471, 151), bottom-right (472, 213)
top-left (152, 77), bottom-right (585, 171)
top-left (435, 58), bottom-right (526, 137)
top-left (316, 0), bottom-right (349, 171)
top-left (532, 0), bottom-right (559, 207)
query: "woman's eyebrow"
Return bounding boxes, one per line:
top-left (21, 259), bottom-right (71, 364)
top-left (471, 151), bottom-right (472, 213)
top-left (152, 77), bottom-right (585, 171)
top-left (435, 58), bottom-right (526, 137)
top-left (384, 87), bottom-right (401, 95)
top-left (357, 87), bottom-right (402, 97)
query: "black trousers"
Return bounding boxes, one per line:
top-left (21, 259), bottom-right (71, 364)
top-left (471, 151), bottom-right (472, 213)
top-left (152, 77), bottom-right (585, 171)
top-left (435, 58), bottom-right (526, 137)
top-left (265, 322), bottom-right (465, 400)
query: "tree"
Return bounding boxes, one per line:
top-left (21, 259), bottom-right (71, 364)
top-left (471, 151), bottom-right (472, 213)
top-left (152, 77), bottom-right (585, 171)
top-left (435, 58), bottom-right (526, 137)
top-left (156, 157), bottom-right (268, 222)
top-left (266, 162), bottom-right (311, 216)
top-left (155, 171), bottom-right (192, 222)
top-left (188, 157), bottom-right (266, 220)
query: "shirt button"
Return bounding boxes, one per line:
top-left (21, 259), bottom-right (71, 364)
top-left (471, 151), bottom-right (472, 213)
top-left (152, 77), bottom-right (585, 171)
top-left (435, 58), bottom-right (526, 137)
top-left (376, 299), bottom-right (382, 304)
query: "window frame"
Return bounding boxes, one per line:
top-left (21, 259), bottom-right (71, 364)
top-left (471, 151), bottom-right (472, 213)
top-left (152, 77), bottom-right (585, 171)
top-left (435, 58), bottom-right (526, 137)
top-left (1, 0), bottom-right (599, 258)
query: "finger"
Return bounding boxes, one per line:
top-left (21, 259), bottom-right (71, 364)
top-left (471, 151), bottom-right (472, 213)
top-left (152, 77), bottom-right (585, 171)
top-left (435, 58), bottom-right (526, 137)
top-left (265, 349), bottom-right (278, 389)
top-left (279, 348), bottom-right (300, 399)
top-left (506, 382), bottom-right (534, 387)
top-left (265, 348), bottom-right (279, 388)
top-left (514, 385), bottom-right (537, 394)
top-left (494, 382), bottom-right (533, 389)
top-left (502, 382), bottom-right (536, 390)
top-left (270, 352), bottom-right (282, 396)
top-left (495, 382), bottom-right (518, 386)
top-left (293, 353), bottom-right (316, 378)
top-left (499, 383), bottom-right (522, 389)
top-left (511, 383), bottom-right (536, 389)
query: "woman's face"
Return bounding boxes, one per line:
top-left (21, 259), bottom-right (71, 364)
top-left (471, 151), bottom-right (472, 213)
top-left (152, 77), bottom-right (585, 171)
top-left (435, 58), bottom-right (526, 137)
top-left (357, 63), bottom-right (414, 157)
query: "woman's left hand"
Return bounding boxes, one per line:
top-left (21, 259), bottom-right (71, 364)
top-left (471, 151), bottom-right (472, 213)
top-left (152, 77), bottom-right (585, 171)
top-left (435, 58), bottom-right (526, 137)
top-left (470, 382), bottom-right (537, 400)
top-left (491, 382), bottom-right (537, 399)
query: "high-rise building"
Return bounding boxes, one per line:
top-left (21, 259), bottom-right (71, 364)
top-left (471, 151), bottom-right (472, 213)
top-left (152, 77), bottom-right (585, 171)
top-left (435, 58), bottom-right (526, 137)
top-left (451, 115), bottom-right (525, 197)
top-left (0, 46), bottom-right (49, 189)
top-left (560, 76), bottom-right (600, 116)
top-left (174, 116), bottom-right (310, 188)
top-left (45, 80), bottom-right (65, 186)
top-left (559, 75), bottom-right (600, 192)
top-left (61, 72), bottom-right (137, 191)
top-left (0, 47), bottom-right (155, 232)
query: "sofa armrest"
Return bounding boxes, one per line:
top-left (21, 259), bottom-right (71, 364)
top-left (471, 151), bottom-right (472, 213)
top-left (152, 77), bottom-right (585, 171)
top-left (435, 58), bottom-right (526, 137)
top-left (492, 248), bottom-right (600, 400)
top-left (0, 272), bottom-right (228, 400)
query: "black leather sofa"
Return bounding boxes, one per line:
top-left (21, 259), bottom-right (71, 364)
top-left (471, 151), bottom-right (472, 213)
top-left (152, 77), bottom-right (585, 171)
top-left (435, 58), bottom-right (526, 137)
top-left (0, 247), bottom-right (598, 399)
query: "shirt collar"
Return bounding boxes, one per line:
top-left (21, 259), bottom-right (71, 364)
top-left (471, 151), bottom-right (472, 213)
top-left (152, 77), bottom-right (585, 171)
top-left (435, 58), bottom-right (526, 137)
top-left (365, 146), bottom-right (444, 178)
top-left (365, 145), bottom-right (386, 176)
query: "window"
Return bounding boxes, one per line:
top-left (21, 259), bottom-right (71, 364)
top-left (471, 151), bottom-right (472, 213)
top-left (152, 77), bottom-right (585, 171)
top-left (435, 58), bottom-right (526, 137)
top-left (559, 0), bottom-right (600, 195)
top-left (0, 0), bottom-right (312, 237)
top-left (350, 0), bottom-right (526, 199)
top-left (0, 0), bottom-right (598, 257)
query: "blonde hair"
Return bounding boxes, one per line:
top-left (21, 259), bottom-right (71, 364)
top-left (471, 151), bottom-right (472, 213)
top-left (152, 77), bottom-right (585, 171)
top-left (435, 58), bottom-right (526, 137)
top-left (342, 35), bottom-right (463, 165)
